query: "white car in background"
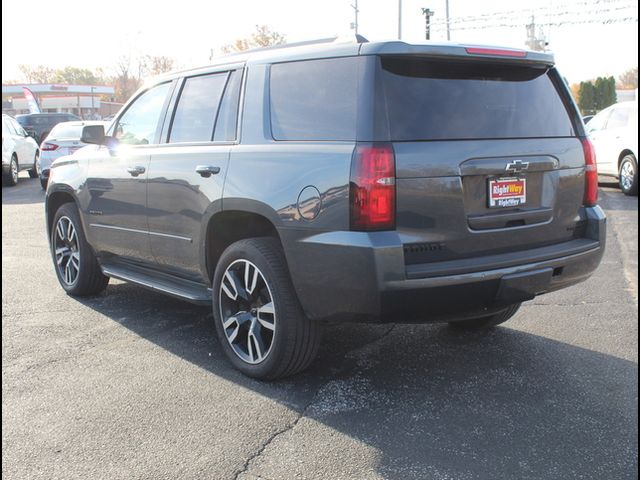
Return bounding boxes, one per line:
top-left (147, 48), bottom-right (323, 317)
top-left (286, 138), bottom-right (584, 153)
top-left (586, 101), bottom-right (638, 196)
top-left (2, 114), bottom-right (39, 187)
top-left (38, 121), bottom-right (108, 189)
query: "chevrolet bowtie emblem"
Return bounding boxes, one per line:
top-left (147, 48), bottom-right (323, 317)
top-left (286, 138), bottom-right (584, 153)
top-left (505, 160), bottom-right (530, 174)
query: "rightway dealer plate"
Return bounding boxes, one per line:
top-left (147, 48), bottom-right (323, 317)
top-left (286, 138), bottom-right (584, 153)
top-left (488, 177), bottom-right (527, 208)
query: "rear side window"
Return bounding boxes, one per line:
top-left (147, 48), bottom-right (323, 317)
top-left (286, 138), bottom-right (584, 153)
top-left (270, 57), bottom-right (358, 141)
top-left (169, 72), bottom-right (228, 143)
top-left (377, 57), bottom-right (575, 141)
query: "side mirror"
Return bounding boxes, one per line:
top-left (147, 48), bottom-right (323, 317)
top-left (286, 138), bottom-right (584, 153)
top-left (81, 125), bottom-right (106, 145)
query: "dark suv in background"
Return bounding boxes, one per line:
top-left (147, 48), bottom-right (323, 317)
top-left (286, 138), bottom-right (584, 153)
top-left (16, 112), bottom-right (80, 144)
top-left (44, 38), bottom-right (606, 379)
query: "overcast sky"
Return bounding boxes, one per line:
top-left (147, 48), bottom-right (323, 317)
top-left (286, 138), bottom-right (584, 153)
top-left (2, 0), bottom-right (637, 84)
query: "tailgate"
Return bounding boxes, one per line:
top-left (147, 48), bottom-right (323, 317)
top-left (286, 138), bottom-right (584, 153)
top-left (368, 54), bottom-right (587, 266)
top-left (395, 138), bottom-right (586, 265)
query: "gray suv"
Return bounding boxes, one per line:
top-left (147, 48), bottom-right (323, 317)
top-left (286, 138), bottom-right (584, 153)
top-left (45, 38), bottom-right (606, 379)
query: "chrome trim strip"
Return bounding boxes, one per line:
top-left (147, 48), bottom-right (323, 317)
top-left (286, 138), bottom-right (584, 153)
top-left (89, 223), bottom-right (192, 242)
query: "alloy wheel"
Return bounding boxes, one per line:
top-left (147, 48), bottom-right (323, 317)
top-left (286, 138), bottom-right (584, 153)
top-left (620, 160), bottom-right (635, 191)
top-left (10, 158), bottom-right (18, 184)
top-left (54, 216), bottom-right (81, 286)
top-left (218, 259), bottom-right (276, 364)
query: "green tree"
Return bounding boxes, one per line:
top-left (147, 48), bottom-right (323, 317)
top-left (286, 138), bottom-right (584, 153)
top-left (578, 81), bottom-right (596, 115)
top-left (221, 25), bottom-right (286, 53)
top-left (52, 66), bottom-right (101, 85)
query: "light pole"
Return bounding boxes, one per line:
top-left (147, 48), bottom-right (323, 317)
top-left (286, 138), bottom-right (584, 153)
top-left (91, 86), bottom-right (95, 119)
top-left (445, 0), bottom-right (450, 40)
top-left (398, 0), bottom-right (402, 40)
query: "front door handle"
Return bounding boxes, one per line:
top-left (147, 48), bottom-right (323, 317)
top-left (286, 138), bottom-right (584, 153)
top-left (195, 165), bottom-right (221, 178)
top-left (127, 165), bottom-right (146, 177)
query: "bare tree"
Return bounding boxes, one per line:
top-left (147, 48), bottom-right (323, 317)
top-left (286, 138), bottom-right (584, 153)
top-left (222, 25), bottom-right (286, 53)
top-left (18, 65), bottom-right (55, 83)
top-left (140, 55), bottom-right (176, 76)
top-left (618, 67), bottom-right (638, 89)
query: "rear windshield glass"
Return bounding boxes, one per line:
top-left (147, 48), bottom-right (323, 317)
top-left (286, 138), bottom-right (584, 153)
top-left (49, 123), bottom-right (84, 139)
top-left (378, 57), bottom-right (575, 141)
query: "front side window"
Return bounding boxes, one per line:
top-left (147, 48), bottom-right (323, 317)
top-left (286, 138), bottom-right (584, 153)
top-left (115, 83), bottom-right (171, 145)
top-left (169, 72), bottom-right (228, 143)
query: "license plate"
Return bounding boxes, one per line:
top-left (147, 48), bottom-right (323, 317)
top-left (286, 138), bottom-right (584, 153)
top-left (488, 177), bottom-right (526, 208)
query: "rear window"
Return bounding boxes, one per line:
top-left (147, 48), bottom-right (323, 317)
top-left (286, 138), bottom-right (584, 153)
top-left (49, 123), bottom-right (83, 139)
top-left (270, 57), bottom-right (359, 141)
top-left (377, 57), bottom-right (575, 141)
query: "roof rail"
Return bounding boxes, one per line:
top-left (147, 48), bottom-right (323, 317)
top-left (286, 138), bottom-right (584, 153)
top-left (222, 34), bottom-right (369, 57)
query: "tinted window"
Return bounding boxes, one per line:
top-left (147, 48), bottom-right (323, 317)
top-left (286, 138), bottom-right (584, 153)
top-left (169, 72), bottom-right (228, 143)
top-left (270, 57), bottom-right (358, 141)
top-left (115, 82), bottom-right (171, 145)
top-left (214, 70), bottom-right (243, 142)
top-left (378, 57), bottom-right (575, 140)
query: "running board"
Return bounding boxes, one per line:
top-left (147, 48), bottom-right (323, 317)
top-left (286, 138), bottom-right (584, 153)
top-left (100, 262), bottom-right (212, 305)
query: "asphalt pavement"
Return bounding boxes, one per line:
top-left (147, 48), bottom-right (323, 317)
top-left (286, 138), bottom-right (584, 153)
top-left (2, 174), bottom-right (638, 480)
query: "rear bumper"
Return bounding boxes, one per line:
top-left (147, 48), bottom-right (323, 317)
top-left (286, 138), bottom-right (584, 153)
top-left (282, 206), bottom-right (606, 323)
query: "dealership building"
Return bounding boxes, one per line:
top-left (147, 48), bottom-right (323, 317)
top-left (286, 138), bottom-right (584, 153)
top-left (1, 84), bottom-right (120, 119)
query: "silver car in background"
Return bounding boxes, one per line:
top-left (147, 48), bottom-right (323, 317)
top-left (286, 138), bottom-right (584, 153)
top-left (38, 121), bottom-right (108, 189)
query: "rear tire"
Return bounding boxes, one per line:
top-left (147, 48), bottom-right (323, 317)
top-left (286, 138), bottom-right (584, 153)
top-left (3, 155), bottom-right (19, 187)
top-left (448, 303), bottom-right (522, 330)
top-left (619, 154), bottom-right (638, 196)
top-left (51, 203), bottom-right (109, 296)
top-left (28, 152), bottom-right (39, 178)
top-left (212, 237), bottom-right (321, 380)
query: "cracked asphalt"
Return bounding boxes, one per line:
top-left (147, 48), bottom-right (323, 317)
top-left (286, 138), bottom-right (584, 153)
top-left (2, 175), bottom-right (638, 480)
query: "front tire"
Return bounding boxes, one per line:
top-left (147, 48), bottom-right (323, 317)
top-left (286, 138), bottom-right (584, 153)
top-left (619, 154), bottom-right (638, 196)
top-left (212, 237), bottom-right (321, 380)
top-left (51, 203), bottom-right (109, 296)
top-left (448, 303), bottom-right (522, 330)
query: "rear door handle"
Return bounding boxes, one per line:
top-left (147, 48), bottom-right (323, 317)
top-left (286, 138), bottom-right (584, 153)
top-left (195, 165), bottom-right (221, 178)
top-left (126, 165), bottom-right (146, 177)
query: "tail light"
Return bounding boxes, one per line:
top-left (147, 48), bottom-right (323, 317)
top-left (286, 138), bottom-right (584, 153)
top-left (350, 143), bottom-right (396, 231)
top-left (42, 143), bottom-right (59, 151)
top-left (581, 138), bottom-right (598, 206)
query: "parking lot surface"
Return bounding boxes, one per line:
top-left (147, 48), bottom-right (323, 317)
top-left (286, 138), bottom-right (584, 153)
top-left (2, 176), bottom-right (638, 480)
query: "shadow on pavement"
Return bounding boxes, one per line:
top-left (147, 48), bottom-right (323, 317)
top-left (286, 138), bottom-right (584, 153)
top-left (77, 281), bottom-right (638, 480)
top-left (1, 176), bottom-right (45, 205)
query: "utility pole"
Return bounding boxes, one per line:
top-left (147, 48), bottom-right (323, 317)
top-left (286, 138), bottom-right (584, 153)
top-left (525, 15), bottom-right (548, 51)
top-left (398, 0), bottom-right (402, 40)
top-left (421, 8), bottom-right (435, 40)
top-left (445, 0), bottom-right (450, 40)
top-left (351, 0), bottom-right (359, 35)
